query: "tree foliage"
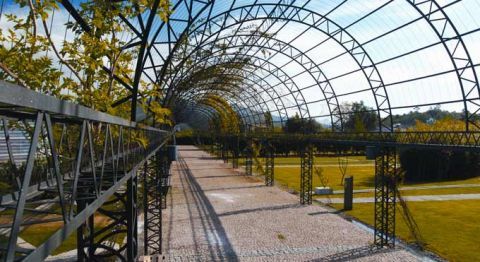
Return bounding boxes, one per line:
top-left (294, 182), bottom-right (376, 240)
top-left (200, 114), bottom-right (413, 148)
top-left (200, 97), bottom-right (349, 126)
top-left (202, 94), bottom-right (241, 135)
top-left (393, 105), bottom-right (464, 128)
top-left (0, 0), bottom-right (172, 125)
top-left (283, 113), bottom-right (323, 134)
top-left (400, 117), bottom-right (480, 182)
top-left (341, 101), bottom-right (377, 132)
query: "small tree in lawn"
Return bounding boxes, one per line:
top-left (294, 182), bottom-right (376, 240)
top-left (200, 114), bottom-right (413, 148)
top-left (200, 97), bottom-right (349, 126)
top-left (314, 164), bottom-right (328, 188)
top-left (312, 149), bottom-right (329, 188)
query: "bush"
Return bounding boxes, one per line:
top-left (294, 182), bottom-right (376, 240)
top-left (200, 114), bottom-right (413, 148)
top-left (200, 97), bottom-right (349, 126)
top-left (399, 148), bottom-right (480, 182)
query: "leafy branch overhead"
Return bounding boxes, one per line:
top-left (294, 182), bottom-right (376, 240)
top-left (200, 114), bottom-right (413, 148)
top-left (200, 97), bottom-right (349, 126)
top-left (0, 0), bottom-right (172, 125)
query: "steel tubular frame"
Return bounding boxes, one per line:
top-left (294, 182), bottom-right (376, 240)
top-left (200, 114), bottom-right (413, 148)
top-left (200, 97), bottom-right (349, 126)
top-left (146, 0), bottom-right (480, 133)
top-left (299, 143), bottom-right (313, 205)
top-left (177, 83), bottom-right (269, 128)
top-left (0, 81), bottom-right (170, 261)
top-left (5, 0), bottom-right (480, 259)
top-left (406, 0), bottom-right (480, 131)
top-left (143, 149), bottom-right (170, 256)
top-left (173, 58), bottom-right (296, 126)
top-left (161, 3), bottom-right (393, 131)
top-left (57, 0), bottom-right (480, 132)
top-left (374, 147), bottom-right (397, 248)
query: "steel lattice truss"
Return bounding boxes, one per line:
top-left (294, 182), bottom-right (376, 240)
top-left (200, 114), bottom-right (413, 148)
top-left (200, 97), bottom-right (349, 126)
top-left (3, 0), bottom-right (480, 260)
top-left (12, 0), bottom-right (470, 132)
top-left (49, 0), bottom-right (480, 131)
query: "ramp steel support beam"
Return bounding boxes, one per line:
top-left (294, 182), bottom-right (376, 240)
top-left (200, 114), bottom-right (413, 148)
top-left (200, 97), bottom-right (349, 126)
top-left (300, 143), bottom-right (313, 205)
top-left (374, 146), bottom-right (397, 247)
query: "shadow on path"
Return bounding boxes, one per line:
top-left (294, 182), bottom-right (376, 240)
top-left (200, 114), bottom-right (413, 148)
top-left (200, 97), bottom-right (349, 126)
top-left (217, 203), bottom-right (304, 217)
top-left (176, 155), bottom-right (239, 262)
top-left (195, 174), bottom-right (247, 179)
top-left (202, 185), bottom-right (265, 192)
top-left (307, 245), bottom-right (394, 262)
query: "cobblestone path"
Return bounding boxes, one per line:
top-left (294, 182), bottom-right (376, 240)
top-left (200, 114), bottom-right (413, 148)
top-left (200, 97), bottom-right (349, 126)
top-left (161, 146), bottom-right (424, 262)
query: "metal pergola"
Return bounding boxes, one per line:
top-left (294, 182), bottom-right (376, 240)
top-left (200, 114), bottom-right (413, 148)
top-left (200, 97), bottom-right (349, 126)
top-left (1, 0), bottom-right (480, 261)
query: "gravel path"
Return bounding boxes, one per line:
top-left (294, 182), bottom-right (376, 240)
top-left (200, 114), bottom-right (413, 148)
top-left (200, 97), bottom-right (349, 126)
top-left (317, 193), bottom-right (480, 204)
top-left (161, 146), bottom-right (424, 261)
top-left (333, 183), bottom-right (480, 194)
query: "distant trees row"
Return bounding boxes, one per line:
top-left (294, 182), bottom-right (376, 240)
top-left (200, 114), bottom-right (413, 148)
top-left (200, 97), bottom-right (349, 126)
top-left (400, 117), bottom-right (479, 182)
top-left (279, 103), bottom-right (480, 183)
top-left (392, 105), bottom-right (463, 128)
top-left (282, 101), bottom-right (377, 133)
top-left (283, 113), bottom-right (323, 133)
top-left (281, 102), bottom-right (469, 133)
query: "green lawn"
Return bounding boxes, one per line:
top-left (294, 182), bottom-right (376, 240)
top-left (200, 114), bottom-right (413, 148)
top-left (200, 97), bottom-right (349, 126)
top-left (257, 156), bottom-right (376, 191)
top-left (239, 155), bottom-right (371, 166)
top-left (246, 156), bottom-right (480, 192)
top-left (11, 198), bottom-right (127, 256)
top-left (20, 220), bottom-right (78, 255)
top-left (260, 156), bottom-right (480, 261)
top-left (19, 214), bottom-right (124, 255)
top-left (330, 201), bottom-right (480, 262)
top-left (274, 165), bottom-right (375, 191)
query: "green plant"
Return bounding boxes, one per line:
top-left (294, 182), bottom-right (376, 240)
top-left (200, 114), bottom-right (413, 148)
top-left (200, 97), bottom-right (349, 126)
top-left (252, 141), bottom-right (264, 175)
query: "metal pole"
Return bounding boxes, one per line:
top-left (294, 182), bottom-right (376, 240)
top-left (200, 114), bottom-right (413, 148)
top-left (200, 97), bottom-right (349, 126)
top-left (300, 143), bottom-right (313, 205)
top-left (374, 147), bottom-right (397, 247)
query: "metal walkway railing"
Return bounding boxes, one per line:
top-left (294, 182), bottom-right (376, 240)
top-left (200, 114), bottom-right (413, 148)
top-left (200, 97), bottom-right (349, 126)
top-left (0, 80), bottom-right (172, 261)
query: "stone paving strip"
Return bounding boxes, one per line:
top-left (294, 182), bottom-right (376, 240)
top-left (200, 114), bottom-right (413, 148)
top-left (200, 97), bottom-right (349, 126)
top-left (333, 183), bottom-right (480, 194)
top-left (317, 193), bottom-right (480, 204)
top-left (161, 145), bottom-right (427, 261)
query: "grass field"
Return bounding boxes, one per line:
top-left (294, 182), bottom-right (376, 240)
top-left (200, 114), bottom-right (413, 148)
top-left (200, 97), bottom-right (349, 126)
top-left (0, 200), bottom-right (127, 256)
top-left (240, 155), bottom-right (376, 191)
top-left (19, 214), bottom-right (119, 255)
top-left (242, 155), bottom-right (480, 261)
top-left (330, 201), bottom-right (480, 261)
top-left (241, 155), bottom-right (480, 192)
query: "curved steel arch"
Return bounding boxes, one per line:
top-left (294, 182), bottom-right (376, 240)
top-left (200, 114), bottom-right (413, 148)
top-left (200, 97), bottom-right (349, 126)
top-left (158, 3), bottom-right (395, 131)
top-left (161, 10), bottom-right (342, 130)
top-left (192, 94), bottom-right (252, 131)
top-left (176, 98), bottom-right (253, 130)
top-left (405, 0), bottom-right (480, 130)
top-left (170, 38), bottom-right (320, 119)
top-left (167, 51), bottom-right (320, 125)
top-left (178, 92), bottom-right (262, 129)
top-left (165, 36), bottom-right (345, 128)
top-left (165, 53), bottom-right (301, 126)
top-left (59, 0), bottom-right (480, 132)
top-left (177, 83), bottom-right (268, 127)
top-left (173, 72), bottom-right (284, 126)
top-left (176, 102), bottom-right (220, 130)
top-left (170, 64), bottom-right (290, 125)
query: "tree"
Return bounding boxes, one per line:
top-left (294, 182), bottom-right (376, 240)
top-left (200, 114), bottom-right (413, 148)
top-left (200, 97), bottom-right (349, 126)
top-left (341, 101), bottom-right (377, 132)
top-left (399, 117), bottom-right (480, 182)
top-left (203, 94), bottom-right (241, 135)
top-left (283, 113), bottom-right (323, 134)
top-left (0, 0), bottom-right (172, 127)
top-left (264, 111), bottom-right (273, 130)
top-left (392, 105), bottom-right (463, 128)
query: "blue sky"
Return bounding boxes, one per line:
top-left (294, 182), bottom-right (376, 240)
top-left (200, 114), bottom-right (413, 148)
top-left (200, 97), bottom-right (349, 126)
top-left (2, 0), bottom-right (480, 125)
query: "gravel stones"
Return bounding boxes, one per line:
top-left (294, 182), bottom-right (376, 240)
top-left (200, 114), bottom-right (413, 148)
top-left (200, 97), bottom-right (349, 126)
top-left (161, 146), bottom-right (421, 262)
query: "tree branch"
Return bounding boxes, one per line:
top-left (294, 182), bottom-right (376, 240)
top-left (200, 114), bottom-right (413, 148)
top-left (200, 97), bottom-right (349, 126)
top-left (0, 61), bottom-right (31, 89)
top-left (41, 18), bottom-right (84, 85)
